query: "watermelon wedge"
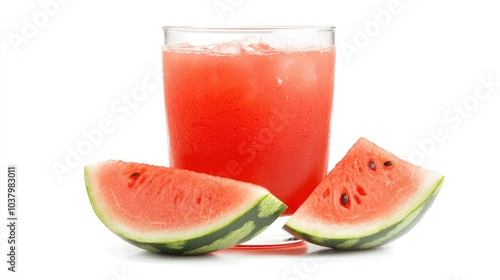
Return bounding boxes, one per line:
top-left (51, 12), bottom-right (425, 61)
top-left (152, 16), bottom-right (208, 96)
top-left (283, 137), bottom-right (444, 249)
top-left (84, 160), bottom-right (286, 255)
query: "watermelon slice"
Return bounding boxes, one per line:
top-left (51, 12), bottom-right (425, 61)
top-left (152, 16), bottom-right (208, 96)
top-left (84, 160), bottom-right (286, 255)
top-left (283, 137), bottom-right (444, 249)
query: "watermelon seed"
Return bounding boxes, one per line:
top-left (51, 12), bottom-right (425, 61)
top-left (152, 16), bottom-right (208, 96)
top-left (384, 161), bottom-right (393, 167)
top-left (369, 161), bottom-right (376, 170)
top-left (341, 193), bottom-right (349, 206)
top-left (130, 172), bottom-right (140, 179)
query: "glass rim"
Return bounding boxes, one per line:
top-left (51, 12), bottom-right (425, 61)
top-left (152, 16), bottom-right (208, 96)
top-left (162, 25), bottom-right (335, 34)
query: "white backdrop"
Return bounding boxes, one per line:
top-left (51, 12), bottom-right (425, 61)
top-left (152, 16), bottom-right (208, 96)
top-left (1, 0), bottom-right (500, 279)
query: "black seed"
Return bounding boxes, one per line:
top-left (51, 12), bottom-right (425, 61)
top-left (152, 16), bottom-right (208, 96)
top-left (130, 172), bottom-right (140, 179)
top-left (341, 193), bottom-right (349, 205)
top-left (384, 161), bottom-right (393, 167)
top-left (369, 161), bottom-right (376, 170)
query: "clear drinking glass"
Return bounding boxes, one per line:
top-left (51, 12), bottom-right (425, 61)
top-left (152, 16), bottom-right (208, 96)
top-left (162, 26), bottom-right (335, 246)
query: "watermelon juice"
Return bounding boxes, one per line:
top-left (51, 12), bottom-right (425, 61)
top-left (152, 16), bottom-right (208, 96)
top-left (162, 38), bottom-right (335, 215)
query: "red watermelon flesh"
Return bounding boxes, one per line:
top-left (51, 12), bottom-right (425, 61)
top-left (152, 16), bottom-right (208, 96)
top-left (87, 161), bottom-right (263, 233)
top-left (284, 137), bottom-right (444, 249)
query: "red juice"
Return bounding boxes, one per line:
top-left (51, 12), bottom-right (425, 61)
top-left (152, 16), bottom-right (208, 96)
top-left (162, 43), bottom-right (335, 214)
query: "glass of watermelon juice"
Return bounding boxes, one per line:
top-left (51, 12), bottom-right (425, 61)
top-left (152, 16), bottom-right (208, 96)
top-left (162, 26), bottom-right (335, 246)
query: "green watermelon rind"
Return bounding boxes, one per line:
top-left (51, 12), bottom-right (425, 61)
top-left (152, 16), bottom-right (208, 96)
top-left (123, 194), bottom-right (286, 255)
top-left (283, 176), bottom-right (444, 249)
top-left (84, 166), bottom-right (286, 255)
